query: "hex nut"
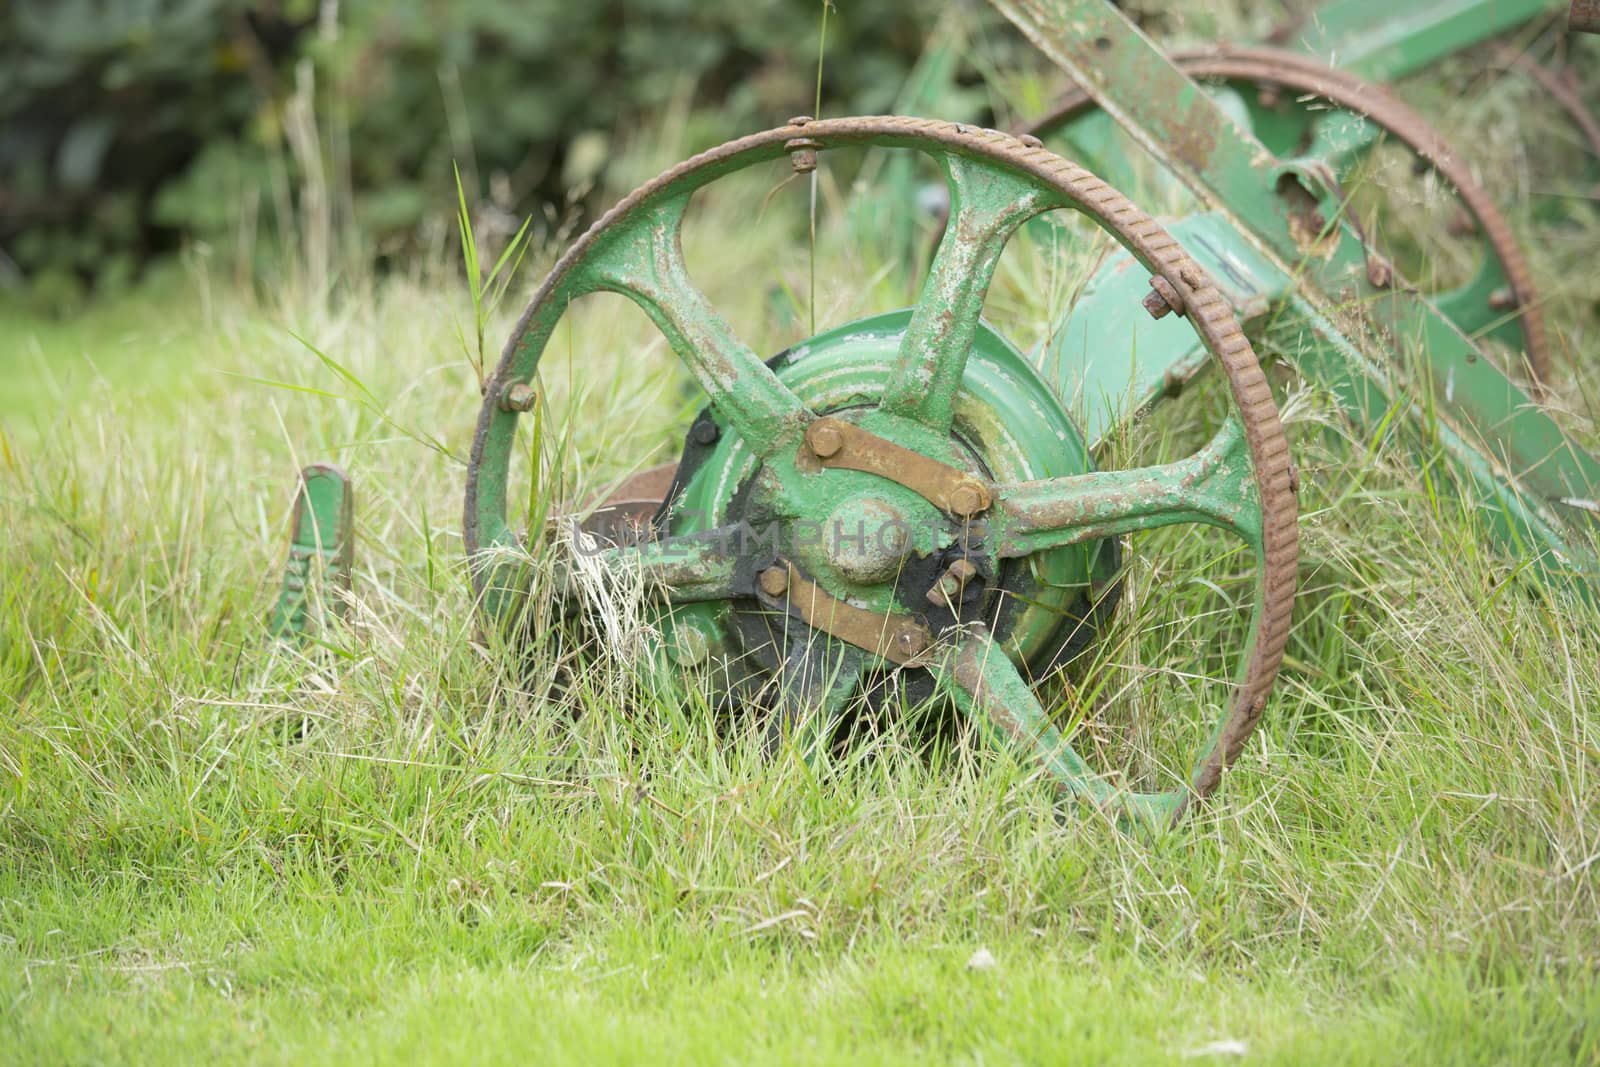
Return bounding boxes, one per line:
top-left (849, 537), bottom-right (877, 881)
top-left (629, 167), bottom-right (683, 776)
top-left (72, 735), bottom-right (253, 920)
top-left (1142, 275), bottom-right (1186, 320)
top-left (894, 626), bottom-right (928, 658)
top-left (759, 566), bottom-right (790, 598)
top-left (807, 420), bottom-right (844, 459)
top-left (948, 481), bottom-right (988, 518)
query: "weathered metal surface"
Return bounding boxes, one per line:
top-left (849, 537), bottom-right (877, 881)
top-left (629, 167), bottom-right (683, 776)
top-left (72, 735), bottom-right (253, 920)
top-left (805, 416), bottom-right (993, 518)
top-left (994, 0), bottom-right (1600, 588)
top-left (878, 154), bottom-right (1049, 430)
top-left (1027, 45), bottom-right (1552, 386)
top-left (466, 116), bottom-right (1299, 821)
top-left (270, 463), bottom-right (353, 643)
top-left (1569, 0), bottom-right (1600, 32)
top-left (930, 622), bottom-right (1190, 828)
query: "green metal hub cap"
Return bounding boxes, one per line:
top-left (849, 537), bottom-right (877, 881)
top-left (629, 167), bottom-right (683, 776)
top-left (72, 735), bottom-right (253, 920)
top-left (466, 116), bottom-right (1300, 829)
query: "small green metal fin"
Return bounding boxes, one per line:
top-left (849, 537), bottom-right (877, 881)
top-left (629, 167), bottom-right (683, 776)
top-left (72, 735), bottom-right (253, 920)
top-left (270, 463), bottom-right (354, 644)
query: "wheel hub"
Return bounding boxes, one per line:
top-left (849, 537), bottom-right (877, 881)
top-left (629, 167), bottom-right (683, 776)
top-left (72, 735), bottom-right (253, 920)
top-left (650, 309), bottom-right (1108, 676)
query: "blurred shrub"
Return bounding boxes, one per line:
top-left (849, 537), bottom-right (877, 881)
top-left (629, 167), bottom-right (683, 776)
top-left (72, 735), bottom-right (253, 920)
top-left (0, 0), bottom-right (999, 306)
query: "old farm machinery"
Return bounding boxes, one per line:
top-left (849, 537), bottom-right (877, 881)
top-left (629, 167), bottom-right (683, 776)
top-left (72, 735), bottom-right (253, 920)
top-left (461, 0), bottom-right (1600, 828)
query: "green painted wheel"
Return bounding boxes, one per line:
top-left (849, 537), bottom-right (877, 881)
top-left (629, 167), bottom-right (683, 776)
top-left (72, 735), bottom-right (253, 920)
top-left (465, 116), bottom-right (1299, 828)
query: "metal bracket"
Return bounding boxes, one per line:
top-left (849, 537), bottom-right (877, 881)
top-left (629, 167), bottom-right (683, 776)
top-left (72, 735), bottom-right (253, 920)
top-left (757, 560), bottom-right (932, 666)
top-left (804, 416), bottom-right (992, 518)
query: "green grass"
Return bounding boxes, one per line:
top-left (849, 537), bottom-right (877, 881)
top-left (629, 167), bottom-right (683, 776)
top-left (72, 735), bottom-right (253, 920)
top-left (5, 12), bottom-right (1600, 1065)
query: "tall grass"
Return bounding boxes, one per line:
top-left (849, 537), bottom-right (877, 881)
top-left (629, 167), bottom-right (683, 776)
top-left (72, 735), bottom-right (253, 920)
top-left (2, 5), bottom-right (1599, 1063)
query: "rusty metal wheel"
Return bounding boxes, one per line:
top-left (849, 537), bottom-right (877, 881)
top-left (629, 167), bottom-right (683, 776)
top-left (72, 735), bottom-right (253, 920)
top-left (1026, 45), bottom-right (1554, 389)
top-left (466, 116), bottom-right (1299, 828)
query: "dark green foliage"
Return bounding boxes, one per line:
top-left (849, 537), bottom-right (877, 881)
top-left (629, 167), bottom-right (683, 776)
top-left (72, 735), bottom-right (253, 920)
top-left (0, 0), bottom-right (988, 305)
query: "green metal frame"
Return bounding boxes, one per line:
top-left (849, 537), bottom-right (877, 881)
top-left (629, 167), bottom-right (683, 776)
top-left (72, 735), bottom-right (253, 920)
top-left (998, 0), bottom-right (1599, 589)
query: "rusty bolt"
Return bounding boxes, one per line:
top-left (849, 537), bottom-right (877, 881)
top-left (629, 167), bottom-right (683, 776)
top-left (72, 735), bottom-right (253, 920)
top-left (499, 382), bottom-right (537, 412)
top-left (789, 114), bottom-right (813, 127)
top-left (894, 626), bottom-right (929, 660)
top-left (1489, 287), bottom-right (1518, 312)
top-left (927, 559), bottom-right (980, 606)
top-left (806, 419), bottom-right (844, 459)
top-left (948, 480), bottom-right (989, 518)
top-left (1571, 0), bottom-right (1600, 33)
top-left (759, 566), bottom-right (789, 598)
top-left (786, 131), bottom-right (821, 174)
top-left (1019, 133), bottom-right (1044, 149)
top-left (1142, 275), bottom-right (1186, 320)
top-left (947, 559), bottom-right (979, 583)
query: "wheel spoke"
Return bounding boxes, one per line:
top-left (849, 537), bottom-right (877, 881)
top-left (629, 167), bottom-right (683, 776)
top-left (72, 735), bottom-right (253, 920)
top-left (561, 522), bottom-right (744, 604)
top-left (994, 416), bottom-right (1261, 557)
top-left (585, 194), bottom-right (808, 459)
top-left (929, 625), bottom-right (1186, 829)
top-left (766, 636), bottom-right (865, 761)
top-left (879, 155), bottom-right (1051, 430)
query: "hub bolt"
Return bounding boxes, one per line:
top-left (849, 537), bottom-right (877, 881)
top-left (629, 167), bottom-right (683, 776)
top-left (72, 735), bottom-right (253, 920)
top-left (1488, 287), bottom-right (1518, 312)
top-left (894, 626), bottom-right (929, 660)
top-left (927, 558), bottom-right (980, 607)
top-left (806, 420), bottom-right (844, 459)
top-left (948, 480), bottom-right (989, 518)
top-left (759, 566), bottom-right (790, 598)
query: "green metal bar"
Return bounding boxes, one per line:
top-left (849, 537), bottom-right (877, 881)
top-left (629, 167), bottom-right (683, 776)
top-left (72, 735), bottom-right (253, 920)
top-left (565, 526), bottom-right (744, 605)
top-left (583, 195), bottom-right (809, 461)
top-left (930, 626), bottom-right (1186, 831)
top-left (1284, 0), bottom-right (1560, 82)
